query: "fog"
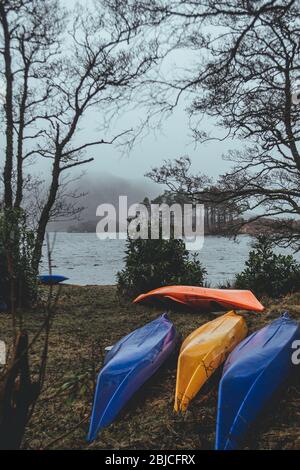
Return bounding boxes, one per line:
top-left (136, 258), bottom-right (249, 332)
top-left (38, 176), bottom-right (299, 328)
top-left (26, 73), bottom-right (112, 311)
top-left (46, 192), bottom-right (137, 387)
top-left (48, 172), bottom-right (160, 231)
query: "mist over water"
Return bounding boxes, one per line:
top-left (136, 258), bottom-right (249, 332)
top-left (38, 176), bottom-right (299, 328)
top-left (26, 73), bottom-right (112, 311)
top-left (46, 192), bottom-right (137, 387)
top-left (48, 173), bottom-right (160, 231)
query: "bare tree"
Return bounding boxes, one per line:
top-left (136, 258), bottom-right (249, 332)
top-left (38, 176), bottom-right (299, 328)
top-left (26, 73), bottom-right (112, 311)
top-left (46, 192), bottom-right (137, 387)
top-left (0, 0), bottom-right (161, 270)
top-left (0, 0), bottom-right (161, 449)
top-left (141, 0), bottom-right (300, 250)
top-left (147, 156), bottom-right (244, 234)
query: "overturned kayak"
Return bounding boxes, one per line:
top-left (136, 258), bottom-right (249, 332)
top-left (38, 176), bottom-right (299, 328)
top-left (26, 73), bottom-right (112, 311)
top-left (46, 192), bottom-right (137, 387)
top-left (39, 275), bottom-right (69, 285)
top-left (87, 313), bottom-right (176, 442)
top-left (216, 313), bottom-right (300, 450)
top-left (0, 301), bottom-right (8, 312)
top-left (175, 311), bottom-right (247, 412)
top-left (133, 286), bottom-right (264, 312)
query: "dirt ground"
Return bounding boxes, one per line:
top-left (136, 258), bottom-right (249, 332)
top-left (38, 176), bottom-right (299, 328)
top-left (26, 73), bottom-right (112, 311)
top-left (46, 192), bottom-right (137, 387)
top-left (0, 285), bottom-right (299, 450)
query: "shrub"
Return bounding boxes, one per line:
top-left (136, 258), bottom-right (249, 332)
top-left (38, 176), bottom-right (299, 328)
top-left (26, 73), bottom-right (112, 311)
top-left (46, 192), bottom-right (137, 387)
top-left (234, 235), bottom-right (300, 297)
top-left (0, 209), bottom-right (37, 309)
top-left (117, 237), bottom-right (207, 299)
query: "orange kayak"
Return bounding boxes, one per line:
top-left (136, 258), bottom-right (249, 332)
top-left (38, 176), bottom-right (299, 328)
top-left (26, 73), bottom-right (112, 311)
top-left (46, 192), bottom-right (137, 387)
top-left (133, 286), bottom-right (264, 312)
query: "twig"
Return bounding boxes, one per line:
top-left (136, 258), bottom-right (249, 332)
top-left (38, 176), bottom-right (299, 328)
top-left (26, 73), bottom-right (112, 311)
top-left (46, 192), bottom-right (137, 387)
top-left (41, 415), bottom-right (89, 450)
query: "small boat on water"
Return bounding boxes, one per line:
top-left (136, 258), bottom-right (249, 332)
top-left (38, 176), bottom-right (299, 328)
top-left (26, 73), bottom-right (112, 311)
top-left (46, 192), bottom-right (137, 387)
top-left (87, 313), bottom-right (176, 442)
top-left (0, 301), bottom-right (8, 312)
top-left (175, 311), bottom-right (248, 412)
top-left (39, 275), bottom-right (69, 285)
top-left (215, 313), bottom-right (300, 450)
top-left (133, 286), bottom-right (264, 312)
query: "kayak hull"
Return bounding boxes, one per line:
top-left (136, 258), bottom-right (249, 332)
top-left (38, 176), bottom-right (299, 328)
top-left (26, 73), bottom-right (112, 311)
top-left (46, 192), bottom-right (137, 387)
top-left (0, 301), bottom-right (8, 312)
top-left (39, 275), bottom-right (68, 285)
top-left (175, 311), bottom-right (248, 412)
top-left (87, 313), bottom-right (176, 442)
top-left (134, 286), bottom-right (264, 312)
top-left (216, 313), bottom-right (300, 450)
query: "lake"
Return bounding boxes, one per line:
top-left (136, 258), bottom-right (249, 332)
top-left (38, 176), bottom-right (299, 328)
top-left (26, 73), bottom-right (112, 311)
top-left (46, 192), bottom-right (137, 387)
top-left (40, 233), bottom-right (300, 287)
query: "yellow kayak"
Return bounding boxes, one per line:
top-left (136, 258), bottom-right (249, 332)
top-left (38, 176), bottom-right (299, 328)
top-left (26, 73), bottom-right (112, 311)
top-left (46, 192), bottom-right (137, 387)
top-left (174, 311), bottom-right (248, 412)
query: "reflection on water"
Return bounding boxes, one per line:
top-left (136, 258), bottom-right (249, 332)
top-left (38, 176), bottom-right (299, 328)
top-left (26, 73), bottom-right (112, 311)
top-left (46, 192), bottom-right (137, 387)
top-left (40, 233), bottom-right (300, 287)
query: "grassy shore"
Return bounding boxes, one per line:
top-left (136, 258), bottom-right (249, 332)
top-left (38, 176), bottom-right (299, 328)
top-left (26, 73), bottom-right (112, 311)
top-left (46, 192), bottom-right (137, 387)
top-left (1, 285), bottom-right (300, 450)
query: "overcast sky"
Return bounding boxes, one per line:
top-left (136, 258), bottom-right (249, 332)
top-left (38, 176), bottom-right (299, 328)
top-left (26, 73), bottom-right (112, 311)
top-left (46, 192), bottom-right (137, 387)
top-left (54, 0), bottom-right (237, 192)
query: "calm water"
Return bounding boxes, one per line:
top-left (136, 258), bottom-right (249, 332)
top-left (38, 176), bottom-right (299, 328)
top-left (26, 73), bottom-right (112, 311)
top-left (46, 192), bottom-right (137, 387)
top-left (40, 233), bottom-right (300, 287)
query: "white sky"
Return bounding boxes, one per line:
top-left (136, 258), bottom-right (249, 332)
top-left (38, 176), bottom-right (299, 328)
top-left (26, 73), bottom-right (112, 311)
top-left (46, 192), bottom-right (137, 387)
top-left (50, 0), bottom-right (238, 188)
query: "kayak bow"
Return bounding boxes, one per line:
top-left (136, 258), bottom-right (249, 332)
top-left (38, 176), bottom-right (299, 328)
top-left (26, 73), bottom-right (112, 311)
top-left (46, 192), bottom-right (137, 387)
top-left (216, 313), bottom-right (300, 450)
top-left (175, 311), bottom-right (248, 412)
top-left (39, 275), bottom-right (69, 285)
top-left (87, 313), bottom-right (176, 442)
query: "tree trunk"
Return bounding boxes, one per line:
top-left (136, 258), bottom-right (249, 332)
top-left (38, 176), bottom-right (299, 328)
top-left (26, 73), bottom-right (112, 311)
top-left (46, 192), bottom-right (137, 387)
top-left (32, 154), bottom-right (61, 271)
top-left (14, 64), bottom-right (29, 209)
top-left (0, 332), bottom-right (38, 449)
top-left (0, 5), bottom-right (14, 208)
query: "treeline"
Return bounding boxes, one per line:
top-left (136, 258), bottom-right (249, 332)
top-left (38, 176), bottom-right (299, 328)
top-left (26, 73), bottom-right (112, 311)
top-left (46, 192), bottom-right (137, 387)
top-left (67, 190), bottom-right (243, 235)
top-left (67, 209), bottom-right (297, 237)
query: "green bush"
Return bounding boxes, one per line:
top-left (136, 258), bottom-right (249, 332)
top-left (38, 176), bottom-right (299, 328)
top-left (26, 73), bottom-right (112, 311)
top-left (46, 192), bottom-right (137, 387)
top-left (0, 209), bottom-right (37, 309)
top-left (117, 237), bottom-right (207, 299)
top-left (234, 235), bottom-right (300, 297)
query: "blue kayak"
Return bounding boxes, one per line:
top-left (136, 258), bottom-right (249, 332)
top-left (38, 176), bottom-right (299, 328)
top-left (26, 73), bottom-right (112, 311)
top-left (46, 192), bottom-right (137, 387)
top-left (87, 313), bottom-right (176, 442)
top-left (0, 301), bottom-right (8, 312)
top-left (216, 313), bottom-right (300, 450)
top-left (39, 275), bottom-right (69, 285)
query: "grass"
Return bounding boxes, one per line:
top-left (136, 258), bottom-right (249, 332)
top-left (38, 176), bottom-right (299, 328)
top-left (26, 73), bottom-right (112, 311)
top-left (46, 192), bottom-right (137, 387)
top-left (0, 285), bottom-right (300, 450)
